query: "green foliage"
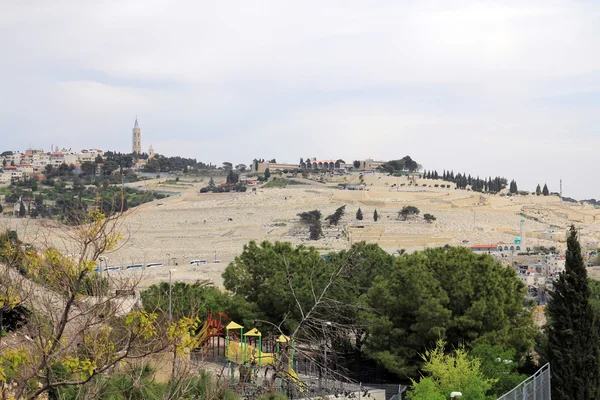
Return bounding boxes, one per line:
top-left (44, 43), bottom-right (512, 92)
top-left (407, 340), bottom-right (495, 400)
top-left (423, 213), bottom-right (436, 223)
top-left (373, 209), bottom-right (378, 222)
top-left (297, 210), bottom-right (323, 240)
top-left (356, 207), bottom-right (363, 220)
top-left (325, 205), bottom-right (346, 226)
top-left (469, 343), bottom-right (527, 396)
top-left (364, 246), bottom-right (536, 377)
top-left (264, 168), bottom-right (271, 180)
top-left (536, 184), bottom-right (542, 196)
top-left (379, 156), bottom-right (420, 173)
top-left (399, 205), bottom-right (420, 220)
top-left (223, 241), bottom-right (330, 331)
top-left (142, 280), bottom-right (228, 320)
top-left (509, 180), bottom-right (518, 194)
top-left (546, 226), bottom-right (600, 400)
top-left (542, 183), bottom-right (549, 196)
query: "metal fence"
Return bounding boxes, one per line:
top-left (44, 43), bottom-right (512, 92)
top-left (497, 363), bottom-right (551, 400)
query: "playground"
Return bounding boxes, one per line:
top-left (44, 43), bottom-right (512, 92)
top-left (193, 312), bottom-right (305, 397)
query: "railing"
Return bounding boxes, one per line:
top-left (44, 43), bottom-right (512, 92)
top-left (497, 363), bottom-right (551, 400)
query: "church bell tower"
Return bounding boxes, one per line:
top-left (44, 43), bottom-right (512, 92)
top-left (132, 117), bottom-right (141, 154)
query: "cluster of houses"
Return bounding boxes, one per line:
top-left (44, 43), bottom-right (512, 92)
top-left (0, 147), bottom-right (105, 184)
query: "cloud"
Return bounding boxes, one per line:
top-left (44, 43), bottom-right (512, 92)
top-left (1, 0), bottom-right (600, 198)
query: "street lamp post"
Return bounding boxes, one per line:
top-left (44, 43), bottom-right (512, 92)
top-left (169, 269), bottom-right (176, 323)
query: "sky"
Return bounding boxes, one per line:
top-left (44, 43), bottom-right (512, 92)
top-left (1, 0), bottom-right (600, 199)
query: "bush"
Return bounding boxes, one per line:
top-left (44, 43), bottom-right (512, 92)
top-left (424, 213), bottom-right (437, 223)
top-left (399, 205), bottom-right (420, 220)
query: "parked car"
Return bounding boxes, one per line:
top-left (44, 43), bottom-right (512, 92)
top-left (125, 264), bottom-right (143, 270)
top-left (190, 260), bottom-right (208, 265)
top-left (146, 263), bottom-right (164, 269)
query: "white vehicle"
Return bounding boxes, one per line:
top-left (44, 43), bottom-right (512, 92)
top-left (146, 263), bottom-right (164, 269)
top-left (125, 264), bottom-right (143, 270)
top-left (190, 260), bottom-right (208, 265)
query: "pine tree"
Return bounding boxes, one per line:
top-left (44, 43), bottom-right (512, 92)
top-left (543, 183), bottom-right (549, 196)
top-left (373, 209), bottom-right (378, 222)
top-left (536, 184), bottom-right (542, 196)
top-left (19, 202), bottom-right (26, 218)
top-left (356, 208), bottom-right (363, 220)
top-left (547, 226), bottom-right (600, 400)
top-left (264, 168), bottom-right (271, 181)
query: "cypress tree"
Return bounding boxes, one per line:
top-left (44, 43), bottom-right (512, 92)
top-left (543, 183), bottom-right (550, 196)
top-left (19, 202), bottom-right (26, 218)
top-left (536, 184), bottom-right (542, 196)
top-left (546, 226), bottom-right (600, 400)
top-left (356, 207), bottom-right (363, 220)
top-left (373, 209), bottom-right (378, 222)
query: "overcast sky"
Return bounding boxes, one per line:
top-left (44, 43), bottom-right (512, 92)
top-left (1, 1), bottom-right (599, 198)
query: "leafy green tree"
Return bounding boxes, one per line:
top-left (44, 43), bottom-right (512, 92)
top-left (373, 209), bottom-right (378, 222)
top-left (407, 340), bottom-right (495, 400)
top-left (297, 210), bottom-right (323, 240)
top-left (325, 205), bottom-right (346, 226)
top-left (324, 242), bottom-right (395, 351)
top-left (353, 160), bottom-right (361, 168)
top-left (142, 280), bottom-right (236, 321)
top-left (264, 168), bottom-right (271, 181)
top-left (542, 183), bottom-right (549, 196)
top-left (469, 343), bottom-right (527, 396)
top-left (364, 247), bottom-right (537, 377)
top-left (536, 184), bottom-right (542, 196)
top-left (356, 208), bottom-right (363, 220)
top-left (399, 205), bottom-right (420, 220)
top-left (223, 241), bottom-right (330, 330)
top-left (546, 226), bottom-right (600, 400)
top-left (423, 213), bottom-right (436, 223)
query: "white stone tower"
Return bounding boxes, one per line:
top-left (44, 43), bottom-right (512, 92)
top-left (132, 117), bottom-right (141, 154)
top-left (148, 144), bottom-right (155, 159)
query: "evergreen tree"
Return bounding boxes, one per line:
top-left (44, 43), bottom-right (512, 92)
top-left (19, 202), bottom-right (26, 218)
top-left (356, 208), bottom-right (363, 220)
top-left (0, 203), bottom-right (3, 213)
top-left (325, 205), bottom-right (346, 226)
top-left (543, 183), bottom-right (549, 196)
top-left (264, 168), bottom-right (271, 181)
top-left (536, 184), bottom-right (542, 196)
top-left (546, 226), bottom-right (600, 400)
top-left (373, 209), bottom-right (379, 222)
top-left (509, 180), bottom-right (518, 194)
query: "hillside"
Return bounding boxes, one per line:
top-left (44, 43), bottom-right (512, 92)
top-left (4, 173), bottom-right (600, 289)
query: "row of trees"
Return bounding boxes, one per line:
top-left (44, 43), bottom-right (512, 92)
top-left (535, 183), bottom-right (550, 196)
top-left (422, 169), bottom-right (510, 193)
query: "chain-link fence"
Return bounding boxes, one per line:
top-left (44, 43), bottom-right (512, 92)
top-left (497, 363), bottom-right (551, 400)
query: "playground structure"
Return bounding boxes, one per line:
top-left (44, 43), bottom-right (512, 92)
top-left (195, 312), bottom-right (303, 392)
